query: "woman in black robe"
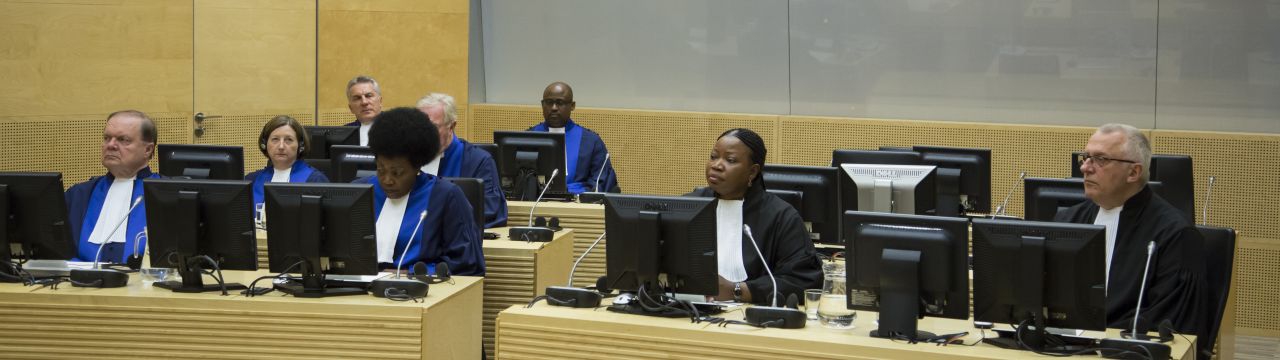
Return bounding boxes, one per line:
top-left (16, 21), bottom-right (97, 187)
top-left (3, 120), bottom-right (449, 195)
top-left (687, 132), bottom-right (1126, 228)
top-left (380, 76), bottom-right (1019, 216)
top-left (689, 128), bottom-right (822, 305)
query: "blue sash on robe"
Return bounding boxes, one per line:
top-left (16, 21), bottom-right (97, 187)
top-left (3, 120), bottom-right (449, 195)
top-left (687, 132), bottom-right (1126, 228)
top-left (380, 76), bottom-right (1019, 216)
top-left (75, 172), bottom-right (158, 263)
top-left (532, 120), bottom-right (586, 193)
top-left (372, 172), bottom-right (436, 267)
top-left (252, 160), bottom-right (318, 206)
top-left (437, 134), bottom-right (466, 178)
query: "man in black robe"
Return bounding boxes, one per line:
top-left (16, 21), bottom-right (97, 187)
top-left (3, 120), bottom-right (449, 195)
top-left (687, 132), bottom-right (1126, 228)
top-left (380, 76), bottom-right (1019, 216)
top-left (1054, 124), bottom-right (1210, 353)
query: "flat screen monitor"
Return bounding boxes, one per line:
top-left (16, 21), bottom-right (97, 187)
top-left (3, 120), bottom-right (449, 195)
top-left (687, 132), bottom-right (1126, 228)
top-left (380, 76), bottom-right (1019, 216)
top-left (971, 218), bottom-right (1106, 351)
top-left (604, 194), bottom-right (717, 297)
top-left (913, 145), bottom-right (992, 214)
top-left (158, 144), bottom-right (245, 180)
top-left (304, 126), bottom-right (360, 160)
top-left (839, 164), bottom-right (938, 215)
top-left (1071, 153), bottom-right (1193, 221)
top-left (1023, 178), bottom-right (1164, 221)
top-left (264, 183), bottom-right (378, 297)
top-left (832, 149), bottom-right (923, 167)
top-left (493, 131), bottom-right (568, 200)
top-left (0, 172), bottom-right (75, 280)
top-left (844, 211), bottom-right (969, 339)
top-left (762, 164), bottom-right (840, 245)
top-left (442, 177), bottom-right (484, 231)
top-left (143, 179), bottom-right (257, 293)
top-left (329, 145), bottom-right (376, 183)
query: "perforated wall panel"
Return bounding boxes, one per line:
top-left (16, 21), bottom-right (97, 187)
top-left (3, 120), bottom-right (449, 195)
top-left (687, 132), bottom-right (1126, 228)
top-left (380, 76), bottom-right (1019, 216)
top-left (195, 113), bottom-right (314, 174)
top-left (0, 113), bottom-right (191, 187)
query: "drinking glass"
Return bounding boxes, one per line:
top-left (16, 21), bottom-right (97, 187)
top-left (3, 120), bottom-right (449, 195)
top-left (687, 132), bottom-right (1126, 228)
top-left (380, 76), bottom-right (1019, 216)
top-left (803, 289), bottom-right (823, 320)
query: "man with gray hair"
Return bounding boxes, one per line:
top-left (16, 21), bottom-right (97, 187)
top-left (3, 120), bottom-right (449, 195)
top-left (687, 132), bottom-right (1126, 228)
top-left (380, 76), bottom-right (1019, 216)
top-left (1055, 123), bottom-right (1209, 351)
top-left (344, 75), bottom-right (383, 146)
top-left (65, 110), bottom-right (163, 263)
top-left (417, 93), bottom-right (507, 228)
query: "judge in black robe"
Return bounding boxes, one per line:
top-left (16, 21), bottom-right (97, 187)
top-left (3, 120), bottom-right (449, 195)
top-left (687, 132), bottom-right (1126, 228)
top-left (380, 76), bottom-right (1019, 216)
top-left (690, 128), bottom-right (822, 305)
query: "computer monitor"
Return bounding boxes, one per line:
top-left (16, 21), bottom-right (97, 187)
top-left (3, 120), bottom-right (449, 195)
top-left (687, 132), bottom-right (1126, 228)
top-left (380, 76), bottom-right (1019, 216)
top-left (844, 211), bottom-right (969, 340)
top-left (494, 131), bottom-right (568, 200)
top-left (971, 218), bottom-right (1106, 352)
top-left (143, 179), bottom-right (257, 293)
top-left (329, 145), bottom-right (376, 183)
top-left (1070, 152), bottom-right (1193, 221)
top-left (264, 183), bottom-right (378, 297)
top-left (913, 146), bottom-right (992, 214)
top-left (0, 172), bottom-right (75, 280)
top-left (1023, 177), bottom-right (1165, 221)
top-left (762, 164), bottom-right (840, 245)
top-left (603, 194), bottom-right (718, 297)
top-left (839, 164), bottom-right (938, 215)
top-left (304, 126), bottom-right (360, 159)
top-left (442, 177), bottom-right (485, 231)
top-left (157, 144), bottom-right (245, 180)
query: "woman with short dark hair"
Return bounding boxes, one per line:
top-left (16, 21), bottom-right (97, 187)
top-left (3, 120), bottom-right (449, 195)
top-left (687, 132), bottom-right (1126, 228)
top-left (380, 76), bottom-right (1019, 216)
top-left (246, 115), bottom-right (328, 206)
top-left (690, 128), bottom-right (822, 304)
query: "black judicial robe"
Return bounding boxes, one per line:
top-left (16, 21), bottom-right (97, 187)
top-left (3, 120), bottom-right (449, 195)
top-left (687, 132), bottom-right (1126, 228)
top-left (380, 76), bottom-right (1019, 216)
top-left (1054, 185), bottom-right (1210, 346)
top-left (689, 182), bottom-right (823, 305)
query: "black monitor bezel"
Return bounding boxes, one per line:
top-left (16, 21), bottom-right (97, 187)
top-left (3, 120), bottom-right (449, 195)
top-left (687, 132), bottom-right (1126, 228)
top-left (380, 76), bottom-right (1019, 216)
top-left (157, 144), bottom-right (245, 180)
top-left (762, 164), bottom-right (841, 245)
top-left (143, 178), bottom-right (258, 271)
top-left (493, 131), bottom-right (569, 199)
top-left (603, 194), bottom-right (718, 296)
top-left (0, 172), bottom-right (75, 263)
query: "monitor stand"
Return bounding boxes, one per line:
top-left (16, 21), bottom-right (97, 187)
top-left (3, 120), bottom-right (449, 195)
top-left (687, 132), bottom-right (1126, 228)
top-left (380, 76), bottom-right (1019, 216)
top-left (869, 248), bottom-right (935, 341)
top-left (275, 270), bottom-right (366, 298)
top-left (153, 255), bottom-right (246, 293)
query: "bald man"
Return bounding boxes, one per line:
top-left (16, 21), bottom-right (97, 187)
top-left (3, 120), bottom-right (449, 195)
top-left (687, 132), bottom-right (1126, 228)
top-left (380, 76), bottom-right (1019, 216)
top-left (526, 82), bottom-right (619, 194)
top-left (65, 110), bottom-right (163, 263)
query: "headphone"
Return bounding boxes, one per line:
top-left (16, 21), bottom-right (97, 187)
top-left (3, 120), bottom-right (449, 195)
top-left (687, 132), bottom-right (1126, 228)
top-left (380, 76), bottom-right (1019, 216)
top-left (410, 261), bottom-right (452, 284)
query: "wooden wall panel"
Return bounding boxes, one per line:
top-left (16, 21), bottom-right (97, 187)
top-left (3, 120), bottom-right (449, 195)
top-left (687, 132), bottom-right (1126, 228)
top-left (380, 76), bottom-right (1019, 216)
top-left (317, 0), bottom-right (469, 120)
top-left (193, 0), bottom-right (316, 117)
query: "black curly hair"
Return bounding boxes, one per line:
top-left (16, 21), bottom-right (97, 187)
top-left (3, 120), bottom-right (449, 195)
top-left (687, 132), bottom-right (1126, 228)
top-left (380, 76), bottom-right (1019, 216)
top-left (367, 107), bottom-right (440, 169)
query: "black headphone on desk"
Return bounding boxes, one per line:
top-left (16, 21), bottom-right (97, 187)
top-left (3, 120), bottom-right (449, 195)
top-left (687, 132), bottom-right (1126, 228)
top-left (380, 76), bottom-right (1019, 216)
top-left (410, 261), bottom-right (452, 284)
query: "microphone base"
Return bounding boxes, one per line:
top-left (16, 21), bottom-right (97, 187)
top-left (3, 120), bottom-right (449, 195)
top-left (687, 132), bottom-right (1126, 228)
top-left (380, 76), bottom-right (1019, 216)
top-left (544, 286), bottom-right (602, 308)
top-left (1098, 338), bottom-right (1171, 360)
top-left (744, 306), bottom-right (807, 329)
top-left (69, 268), bottom-right (130, 288)
top-left (576, 192), bottom-right (607, 204)
top-left (510, 227), bottom-right (555, 242)
top-left (370, 278), bottom-right (429, 298)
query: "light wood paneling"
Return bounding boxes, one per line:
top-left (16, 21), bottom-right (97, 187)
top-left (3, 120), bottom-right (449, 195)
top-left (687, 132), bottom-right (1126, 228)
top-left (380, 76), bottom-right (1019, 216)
top-left (0, 0), bottom-right (194, 117)
top-left (193, 0), bottom-right (315, 117)
top-left (480, 227), bottom-right (574, 359)
top-left (508, 201), bottom-right (605, 289)
top-left (317, 0), bottom-right (469, 119)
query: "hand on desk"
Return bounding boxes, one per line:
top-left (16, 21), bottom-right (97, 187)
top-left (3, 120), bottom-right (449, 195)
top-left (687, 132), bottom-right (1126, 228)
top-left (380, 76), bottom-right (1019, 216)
top-left (709, 276), bottom-right (752, 303)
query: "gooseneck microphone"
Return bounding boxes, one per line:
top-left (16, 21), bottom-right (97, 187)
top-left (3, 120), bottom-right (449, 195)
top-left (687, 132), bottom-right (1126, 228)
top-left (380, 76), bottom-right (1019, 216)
top-left (71, 196), bottom-right (142, 288)
top-left (742, 224), bottom-right (806, 328)
top-left (594, 153), bottom-right (610, 192)
top-left (1202, 176), bottom-right (1216, 226)
top-left (1131, 241), bottom-right (1157, 339)
top-left (993, 171), bottom-right (1026, 218)
top-left (528, 168), bottom-right (559, 227)
top-left (543, 232), bottom-right (607, 308)
top-left (370, 210), bottom-right (430, 299)
top-left (510, 168), bottom-right (559, 242)
top-left (93, 196), bottom-right (144, 269)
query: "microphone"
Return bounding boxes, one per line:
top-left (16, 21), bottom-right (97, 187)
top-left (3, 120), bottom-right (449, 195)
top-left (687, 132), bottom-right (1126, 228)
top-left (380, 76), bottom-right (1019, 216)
top-left (93, 196), bottom-right (144, 269)
top-left (509, 169), bottom-right (558, 242)
top-left (1129, 241), bottom-right (1157, 339)
top-left (578, 154), bottom-right (611, 204)
top-left (1202, 176), bottom-right (1215, 226)
top-left (370, 210), bottom-right (431, 299)
top-left (543, 232), bottom-right (607, 308)
top-left (992, 171), bottom-right (1026, 218)
top-left (742, 224), bottom-right (806, 328)
top-left (71, 196), bottom-right (142, 288)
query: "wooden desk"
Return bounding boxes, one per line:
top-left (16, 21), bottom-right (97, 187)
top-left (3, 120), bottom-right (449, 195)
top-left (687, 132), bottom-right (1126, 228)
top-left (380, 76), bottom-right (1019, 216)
top-left (480, 227), bottom-right (574, 359)
top-left (507, 201), bottom-right (605, 289)
top-left (0, 271), bottom-right (483, 360)
top-left (496, 304), bottom-right (1195, 360)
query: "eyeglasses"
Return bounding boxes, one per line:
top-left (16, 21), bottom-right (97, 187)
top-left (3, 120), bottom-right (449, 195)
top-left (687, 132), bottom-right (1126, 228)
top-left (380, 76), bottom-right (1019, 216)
top-left (541, 99), bottom-right (570, 107)
top-left (1079, 153), bottom-right (1137, 167)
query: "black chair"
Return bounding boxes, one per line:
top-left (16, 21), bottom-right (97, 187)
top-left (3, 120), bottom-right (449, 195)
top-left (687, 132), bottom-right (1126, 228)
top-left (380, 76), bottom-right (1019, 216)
top-left (1197, 225), bottom-right (1236, 359)
top-left (443, 177), bottom-right (486, 232)
top-left (475, 143), bottom-right (499, 162)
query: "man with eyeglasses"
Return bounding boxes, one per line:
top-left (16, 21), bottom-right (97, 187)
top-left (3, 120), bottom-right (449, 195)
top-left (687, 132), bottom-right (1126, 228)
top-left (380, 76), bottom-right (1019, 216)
top-left (526, 81), bottom-right (619, 194)
top-left (1054, 123), bottom-right (1209, 352)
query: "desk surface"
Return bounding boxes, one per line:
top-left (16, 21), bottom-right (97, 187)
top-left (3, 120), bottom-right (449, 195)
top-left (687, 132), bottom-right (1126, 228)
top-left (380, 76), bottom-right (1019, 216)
top-left (497, 303), bottom-right (1195, 360)
top-left (0, 270), bottom-right (483, 360)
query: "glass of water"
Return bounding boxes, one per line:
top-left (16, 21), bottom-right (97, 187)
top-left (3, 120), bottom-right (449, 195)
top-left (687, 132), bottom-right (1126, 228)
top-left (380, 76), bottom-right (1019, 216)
top-left (803, 289), bottom-right (823, 320)
top-left (254, 203), bottom-right (267, 230)
top-left (818, 273), bottom-right (857, 329)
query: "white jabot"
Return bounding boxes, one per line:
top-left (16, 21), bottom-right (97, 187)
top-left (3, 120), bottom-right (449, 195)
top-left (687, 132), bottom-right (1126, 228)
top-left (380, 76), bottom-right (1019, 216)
top-left (359, 123), bottom-right (373, 146)
top-left (547, 126), bottom-right (566, 134)
top-left (87, 176), bottom-right (136, 245)
top-left (1093, 205), bottom-right (1123, 290)
top-left (421, 153), bottom-right (443, 175)
top-left (547, 126), bottom-right (569, 170)
top-left (716, 199), bottom-right (748, 283)
top-left (375, 192), bottom-right (411, 263)
top-left (270, 167), bottom-right (292, 182)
